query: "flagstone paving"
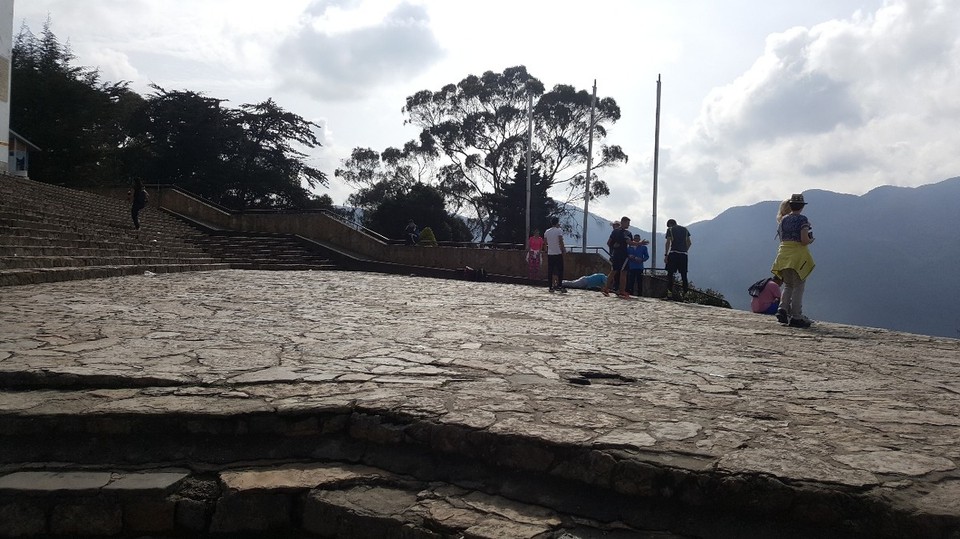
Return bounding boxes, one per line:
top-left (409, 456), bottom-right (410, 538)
top-left (1, 269), bottom-right (959, 538)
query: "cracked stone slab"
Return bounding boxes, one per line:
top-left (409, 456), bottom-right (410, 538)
top-left (1, 270), bottom-right (960, 531)
top-left (220, 463), bottom-right (390, 491)
top-left (910, 480), bottom-right (960, 517)
top-left (718, 448), bottom-right (878, 487)
top-left (593, 427), bottom-right (657, 449)
top-left (833, 451), bottom-right (956, 476)
top-left (103, 470), bottom-right (190, 492)
top-left (0, 471), bottom-right (113, 492)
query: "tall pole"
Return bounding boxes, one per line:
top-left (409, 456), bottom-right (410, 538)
top-left (651, 75), bottom-right (662, 269)
top-left (582, 79), bottom-right (597, 253)
top-left (525, 92), bottom-right (533, 247)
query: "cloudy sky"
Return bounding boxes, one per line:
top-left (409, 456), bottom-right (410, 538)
top-left (15, 0), bottom-right (960, 231)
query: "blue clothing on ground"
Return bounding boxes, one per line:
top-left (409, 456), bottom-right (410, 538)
top-left (583, 273), bottom-right (607, 288)
top-left (562, 273), bottom-right (608, 290)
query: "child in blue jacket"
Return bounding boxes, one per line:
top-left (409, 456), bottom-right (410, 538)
top-left (626, 240), bottom-right (650, 297)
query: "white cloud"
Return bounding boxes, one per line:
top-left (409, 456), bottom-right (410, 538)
top-left (647, 0), bottom-right (960, 225)
top-left (13, 0), bottom-right (960, 231)
top-left (84, 47), bottom-right (140, 85)
top-left (275, 1), bottom-right (444, 100)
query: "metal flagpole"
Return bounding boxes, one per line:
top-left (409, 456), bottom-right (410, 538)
top-left (525, 92), bottom-right (533, 247)
top-left (651, 75), bottom-right (661, 269)
top-left (582, 80), bottom-right (597, 253)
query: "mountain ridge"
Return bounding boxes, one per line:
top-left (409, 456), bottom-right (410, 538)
top-left (681, 176), bottom-right (960, 338)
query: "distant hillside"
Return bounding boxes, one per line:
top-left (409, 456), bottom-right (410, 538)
top-left (684, 177), bottom-right (960, 339)
top-left (559, 205), bottom-right (662, 255)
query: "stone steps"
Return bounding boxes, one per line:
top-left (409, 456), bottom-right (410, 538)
top-left (0, 255), bottom-right (223, 269)
top-left (0, 175), bottom-right (341, 285)
top-left (0, 263), bottom-right (233, 287)
top-left (0, 213), bottom-right (195, 243)
top-left (0, 243), bottom-right (196, 257)
top-left (0, 403), bottom-right (910, 539)
top-left (0, 462), bottom-right (645, 538)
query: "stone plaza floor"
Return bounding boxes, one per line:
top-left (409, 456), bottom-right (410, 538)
top-left (1, 269), bottom-right (959, 537)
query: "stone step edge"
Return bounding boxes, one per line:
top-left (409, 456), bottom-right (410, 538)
top-left (0, 264), bottom-right (233, 287)
top-left (0, 406), bottom-right (945, 539)
top-left (0, 462), bottom-right (631, 538)
top-left (0, 264), bottom-right (335, 289)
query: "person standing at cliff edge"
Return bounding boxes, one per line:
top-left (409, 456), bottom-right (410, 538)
top-left (771, 194), bottom-right (816, 328)
top-left (663, 219), bottom-right (692, 300)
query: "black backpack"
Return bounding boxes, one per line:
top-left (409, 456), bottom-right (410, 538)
top-left (748, 278), bottom-right (771, 297)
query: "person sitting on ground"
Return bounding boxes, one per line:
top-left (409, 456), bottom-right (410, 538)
top-left (562, 273), bottom-right (608, 290)
top-left (750, 276), bottom-right (783, 314)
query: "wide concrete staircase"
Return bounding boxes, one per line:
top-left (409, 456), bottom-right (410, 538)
top-left (0, 175), bottom-right (338, 286)
top-left (179, 228), bottom-right (338, 271)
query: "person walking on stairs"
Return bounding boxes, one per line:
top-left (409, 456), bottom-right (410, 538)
top-left (129, 179), bottom-right (149, 231)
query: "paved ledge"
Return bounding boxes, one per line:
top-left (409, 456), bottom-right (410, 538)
top-left (1, 270), bottom-right (959, 538)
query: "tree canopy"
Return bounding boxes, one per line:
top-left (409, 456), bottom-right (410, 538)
top-left (11, 19), bottom-right (142, 186)
top-left (11, 19), bottom-right (330, 210)
top-left (488, 163), bottom-right (558, 244)
top-left (123, 87), bottom-right (329, 208)
top-left (336, 137), bottom-right (437, 213)
top-left (402, 65), bottom-right (626, 239)
top-left (365, 183), bottom-right (472, 243)
top-left (339, 65), bottom-right (626, 241)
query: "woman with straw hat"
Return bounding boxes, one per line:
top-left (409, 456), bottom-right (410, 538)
top-left (771, 194), bottom-right (816, 328)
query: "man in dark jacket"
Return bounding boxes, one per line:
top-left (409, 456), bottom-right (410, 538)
top-left (664, 218), bottom-right (692, 300)
top-left (602, 216), bottom-right (647, 298)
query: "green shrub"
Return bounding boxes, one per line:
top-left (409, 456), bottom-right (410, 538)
top-left (418, 226), bottom-right (438, 246)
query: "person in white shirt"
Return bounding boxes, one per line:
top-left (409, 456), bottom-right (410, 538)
top-left (543, 217), bottom-right (567, 293)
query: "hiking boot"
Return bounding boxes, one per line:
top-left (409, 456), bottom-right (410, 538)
top-left (775, 309), bottom-right (788, 324)
top-left (788, 317), bottom-right (812, 328)
top-left (559, 287), bottom-right (568, 293)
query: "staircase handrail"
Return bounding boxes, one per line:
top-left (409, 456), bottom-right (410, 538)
top-left (149, 184), bottom-right (402, 246)
top-left (149, 184), bottom-right (616, 255)
top-left (316, 208), bottom-right (396, 243)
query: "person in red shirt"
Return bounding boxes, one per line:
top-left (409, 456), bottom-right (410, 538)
top-left (527, 229), bottom-right (545, 280)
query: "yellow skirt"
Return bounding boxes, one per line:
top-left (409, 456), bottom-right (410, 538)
top-left (772, 242), bottom-right (815, 281)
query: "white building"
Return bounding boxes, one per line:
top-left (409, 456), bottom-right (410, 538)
top-left (0, 0), bottom-right (13, 173)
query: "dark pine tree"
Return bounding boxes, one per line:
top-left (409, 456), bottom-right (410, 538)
top-left (489, 163), bottom-right (557, 244)
top-left (367, 183), bottom-right (472, 242)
